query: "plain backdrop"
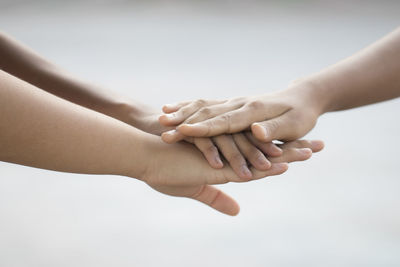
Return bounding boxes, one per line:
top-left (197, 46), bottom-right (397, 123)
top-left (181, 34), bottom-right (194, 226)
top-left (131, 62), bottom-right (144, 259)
top-left (0, 1), bottom-right (399, 266)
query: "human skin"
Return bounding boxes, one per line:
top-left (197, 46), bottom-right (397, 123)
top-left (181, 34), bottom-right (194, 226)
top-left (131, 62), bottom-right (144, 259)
top-left (160, 27), bottom-right (400, 142)
top-left (0, 31), bottom-right (284, 178)
top-left (0, 70), bottom-right (324, 215)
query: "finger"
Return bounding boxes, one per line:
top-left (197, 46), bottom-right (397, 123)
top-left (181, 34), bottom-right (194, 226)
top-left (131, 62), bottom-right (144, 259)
top-left (191, 185), bottom-right (240, 216)
top-left (213, 135), bottom-right (252, 180)
top-left (182, 101), bottom-right (242, 125)
top-left (244, 131), bottom-right (283, 157)
top-left (232, 133), bottom-right (271, 171)
top-left (160, 99), bottom-right (224, 126)
top-left (279, 139), bottom-right (325, 153)
top-left (251, 111), bottom-right (298, 142)
top-left (248, 162), bottom-right (289, 181)
top-left (193, 138), bottom-right (223, 169)
top-left (208, 162), bottom-right (289, 184)
top-left (269, 147), bottom-right (312, 164)
top-left (178, 106), bottom-right (265, 137)
top-left (162, 101), bottom-right (191, 113)
top-left (161, 129), bottom-right (187, 144)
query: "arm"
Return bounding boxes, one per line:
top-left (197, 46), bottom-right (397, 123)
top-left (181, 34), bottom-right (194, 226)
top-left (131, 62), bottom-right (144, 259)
top-left (0, 31), bottom-right (147, 128)
top-left (0, 31), bottom-right (283, 177)
top-left (0, 70), bottom-right (322, 215)
top-left (160, 27), bottom-right (400, 142)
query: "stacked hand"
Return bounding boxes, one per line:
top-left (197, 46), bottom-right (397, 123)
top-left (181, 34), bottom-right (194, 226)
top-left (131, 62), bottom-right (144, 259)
top-left (141, 134), bottom-right (323, 216)
top-left (3, 27), bottom-right (400, 216)
top-left (158, 82), bottom-right (322, 144)
top-left (130, 98), bottom-right (323, 180)
top-left (119, 102), bottom-right (323, 215)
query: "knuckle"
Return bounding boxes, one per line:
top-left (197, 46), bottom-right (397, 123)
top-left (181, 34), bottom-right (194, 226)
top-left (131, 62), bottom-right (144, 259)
top-left (246, 100), bottom-right (264, 110)
top-left (199, 107), bottom-right (212, 116)
top-left (219, 114), bottom-right (232, 132)
top-left (179, 107), bottom-right (190, 117)
top-left (195, 99), bottom-right (207, 107)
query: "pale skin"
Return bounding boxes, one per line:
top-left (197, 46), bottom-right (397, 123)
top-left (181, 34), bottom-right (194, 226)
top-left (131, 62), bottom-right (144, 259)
top-left (0, 32), bottom-right (285, 179)
top-left (0, 33), bottom-right (324, 216)
top-left (160, 27), bottom-right (400, 142)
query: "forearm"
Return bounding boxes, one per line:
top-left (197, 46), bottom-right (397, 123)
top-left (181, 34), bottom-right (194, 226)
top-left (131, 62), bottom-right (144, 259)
top-left (0, 31), bottom-right (146, 126)
top-left (297, 27), bottom-right (400, 114)
top-left (0, 70), bottom-right (152, 179)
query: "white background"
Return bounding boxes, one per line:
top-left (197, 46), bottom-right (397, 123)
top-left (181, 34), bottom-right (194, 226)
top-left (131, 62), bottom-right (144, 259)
top-left (0, 1), bottom-right (399, 266)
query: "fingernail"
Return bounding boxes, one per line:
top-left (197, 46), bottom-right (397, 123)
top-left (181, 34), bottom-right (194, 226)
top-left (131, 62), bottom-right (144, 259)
top-left (215, 156), bottom-right (223, 166)
top-left (273, 146), bottom-right (282, 153)
top-left (299, 148), bottom-right (312, 155)
top-left (241, 165), bottom-right (252, 178)
top-left (165, 113), bottom-right (175, 119)
top-left (165, 129), bottom-right (177, 135)
top-left (178, 124), bottom-right (195, 130)
top-left (310, 140), bottom-right (323, 150)
top-left (257, 155), bottom-right (268, 166)
top-left (253, 123), bottom-right (267, 137)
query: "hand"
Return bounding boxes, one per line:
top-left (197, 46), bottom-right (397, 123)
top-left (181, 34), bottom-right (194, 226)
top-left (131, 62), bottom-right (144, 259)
top-left (159, 81), bottom-right (323, 142)
top-left (140, 136), bottom-right (324, 216)
top-left (121, 102), bottom-right (284, 179)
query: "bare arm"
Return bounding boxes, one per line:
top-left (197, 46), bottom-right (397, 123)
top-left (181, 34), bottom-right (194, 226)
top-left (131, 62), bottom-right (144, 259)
top-left (303, 27), bottom-right (400, 113)
top-left (0, 70), bottom-right (322, 215)
top-left (0, 31), bottom-right (145, 126)
top-left (160, 27), bottom-right (400, 142)
top-left (0, 31), bottom-right (286, 177)
top-left (0, 69), bottom-right (149, 177)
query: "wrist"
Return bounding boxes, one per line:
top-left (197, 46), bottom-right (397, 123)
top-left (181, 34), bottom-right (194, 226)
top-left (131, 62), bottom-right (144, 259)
top-left (121, 131), bottom-right (160, 181)
top-left (285, 75), bottom-right (331, 116)
top-left (107, 99), bottom-right (151, 127)
top-left (125, 133), bottom-right (167, 183)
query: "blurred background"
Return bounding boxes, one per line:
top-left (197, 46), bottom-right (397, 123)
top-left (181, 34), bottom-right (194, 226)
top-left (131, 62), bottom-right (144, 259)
top-left (0, 0), bottom-right (399, 266)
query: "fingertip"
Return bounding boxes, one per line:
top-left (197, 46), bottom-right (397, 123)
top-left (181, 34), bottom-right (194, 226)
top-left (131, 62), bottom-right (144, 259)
top-left (271, 144), bottom-right (283, 156)
top-left (254, 155), bottom-right (272, 171)
top-left (161, 130), bottom-right (182, 144)
top-left (221, 197), bottom-right (240, 216)
top-left (251, 123), bottom-right (269, 142)
top-left (227, 203), bottom-right (240, 216)
top-left (161, 132), bottom-right (174, 143)
top-left (240, 165), bottom-right (253, 181)
top-left (215, 156), bottom-right (224, 169)
top-left (158, 114), bottom-right (170, 126)
top-left (162, 104), bottom-right (176, 113)
top-left (263, 143), bottom-right (283, 157)
top-left (162, 105), bottom-right (169, 113)
top-left (276, 162), bottom-right (289, 173)
top-left (264, 159), bottom-right (272, 170)
top-left (299, 148), bottom-right (313, 160)
top-left (310, 140), bottom-right (325, 152)
top-left (159, 113), bottom-right (180, 125)
top-left (206, 155), bottom-right (224, 169)
top-left (212, 192), bottom-right (240, 216)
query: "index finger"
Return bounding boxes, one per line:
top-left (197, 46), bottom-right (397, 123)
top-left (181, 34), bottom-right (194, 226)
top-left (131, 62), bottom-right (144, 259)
top-left (177, 107), bottom-right (260, 137)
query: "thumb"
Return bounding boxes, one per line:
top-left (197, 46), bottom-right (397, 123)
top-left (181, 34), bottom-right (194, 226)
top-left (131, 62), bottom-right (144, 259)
top-left (251, 114), bottom-right (296, 142)
top-left (191, 185), bottom-right (240, 216)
